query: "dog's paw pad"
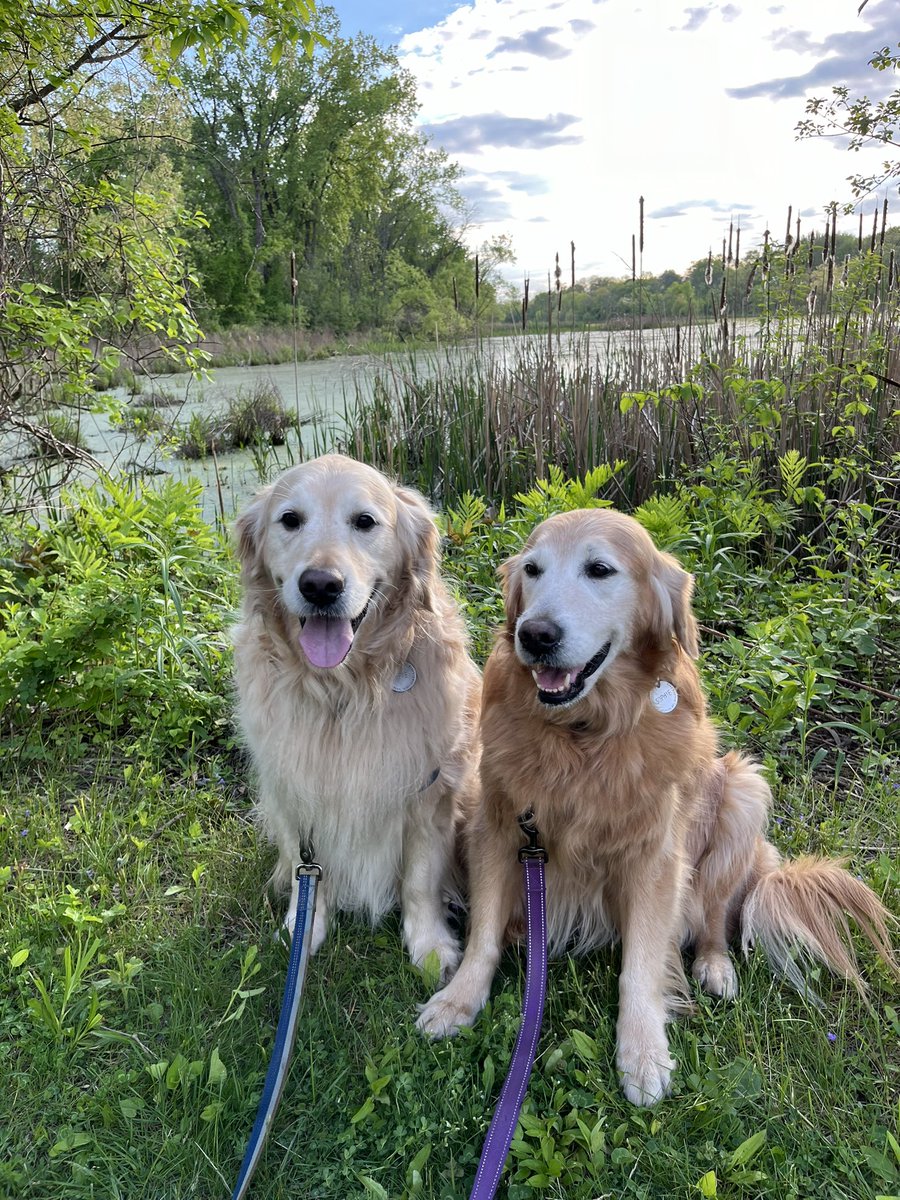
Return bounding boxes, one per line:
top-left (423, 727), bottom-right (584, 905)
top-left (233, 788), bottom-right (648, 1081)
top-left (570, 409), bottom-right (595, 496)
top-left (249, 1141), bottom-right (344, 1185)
top-left (617, 1047), bottom-right (675, 1107)
top-left (415, 994), bottom-right (475, 1039)
top-left (692, 954), bottom-right (738, 1000)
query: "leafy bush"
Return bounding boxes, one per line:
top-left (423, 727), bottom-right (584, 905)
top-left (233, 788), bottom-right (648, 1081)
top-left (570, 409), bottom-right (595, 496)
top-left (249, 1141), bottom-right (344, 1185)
top-left (0, 476), bottom-right (237, 759)
top-left (345, 250), bottom-right (900, 511)
top-left (441, 462), bottom-right (900, 772)
top-left (173, 409), bottom-right (230, 459)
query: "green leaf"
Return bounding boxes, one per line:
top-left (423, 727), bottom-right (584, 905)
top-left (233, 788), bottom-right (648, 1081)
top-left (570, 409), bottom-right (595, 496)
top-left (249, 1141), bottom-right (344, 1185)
top-left (407, 1144), bottom-right (431, 1177)
top-left (49, 1131), bottom-right (92, 1158)
top-left (570, 1029), bottom-right (598, 1061)
top-left (611, 1147), bottom-right (634, 1165)
top-left (358, 1175), bottom-right (389, 1198)
top-left (697, 1170), bottom-right (718, 1197)
top-left (9, 947), bottom-right (29, 970)
top-left (351, 1096), bottom-right (376, 1125)
top-left (418, 948), bottom-right (441, 990)
top-left (729, 1130), bottom-right (766, 1168)
top-left (208, 1046), bottom-right (227, 1087)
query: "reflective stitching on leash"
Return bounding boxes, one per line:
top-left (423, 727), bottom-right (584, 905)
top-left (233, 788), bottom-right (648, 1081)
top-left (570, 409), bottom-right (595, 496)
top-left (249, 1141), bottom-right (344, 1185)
top-left (230, 850), bottom-right (320, 1200)
top-left (469, 824), bottom-right (548, 1200)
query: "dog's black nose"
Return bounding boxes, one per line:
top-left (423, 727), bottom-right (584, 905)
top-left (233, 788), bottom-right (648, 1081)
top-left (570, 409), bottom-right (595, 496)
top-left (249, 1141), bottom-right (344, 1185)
top-left (298, 567), bottom-right (344, 607)
top-left (518, 618), bottom-right (563, 657)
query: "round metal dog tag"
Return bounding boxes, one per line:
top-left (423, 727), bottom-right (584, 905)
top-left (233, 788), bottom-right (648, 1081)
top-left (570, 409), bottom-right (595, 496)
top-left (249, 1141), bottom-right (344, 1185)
top-left (391, 662), bottom-right (418, 693)
top-left (651, 680), bottom-right (678, 713)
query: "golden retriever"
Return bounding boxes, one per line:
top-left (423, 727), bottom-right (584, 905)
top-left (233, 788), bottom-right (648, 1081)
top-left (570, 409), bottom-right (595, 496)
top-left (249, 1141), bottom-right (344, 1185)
top-left (418, 507), bottom-right (897, 1105)
top-left (232, 454), bottom-right (480, 975)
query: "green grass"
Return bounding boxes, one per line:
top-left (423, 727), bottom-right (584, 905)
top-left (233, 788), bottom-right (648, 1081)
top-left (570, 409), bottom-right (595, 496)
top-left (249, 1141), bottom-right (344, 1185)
top-left (2, 758), bottom-right (897, 1199)
top-left (2, 461), bottom-right (899, 1199)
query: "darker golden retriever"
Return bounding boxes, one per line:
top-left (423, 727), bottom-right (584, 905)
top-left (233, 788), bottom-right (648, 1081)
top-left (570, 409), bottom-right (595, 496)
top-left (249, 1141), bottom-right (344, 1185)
top-left (418, 507), bottom-right (897, 1105)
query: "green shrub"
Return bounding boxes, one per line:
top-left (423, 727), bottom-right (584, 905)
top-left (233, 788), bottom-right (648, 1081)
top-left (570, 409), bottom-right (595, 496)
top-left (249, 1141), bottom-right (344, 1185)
top-left (0, 475), bottom-right (237, 759)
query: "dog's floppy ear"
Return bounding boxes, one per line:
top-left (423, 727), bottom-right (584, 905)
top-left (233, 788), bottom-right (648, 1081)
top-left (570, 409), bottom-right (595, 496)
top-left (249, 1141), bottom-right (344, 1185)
top-left (649, 550), bottom-right (700, 658)
top-left (394, 484), bottom-right (440, 606)
top-left (498, 554), bottom-right (524, 638)
top-left (233, 486), bottom-right (271, 583)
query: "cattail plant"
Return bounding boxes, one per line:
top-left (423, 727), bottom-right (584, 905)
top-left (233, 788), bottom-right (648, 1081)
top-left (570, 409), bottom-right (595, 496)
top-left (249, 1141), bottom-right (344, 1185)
top-left (570, 241), bottom-right (577, 336)
top-left (341, 204), bottom-right (899, 515)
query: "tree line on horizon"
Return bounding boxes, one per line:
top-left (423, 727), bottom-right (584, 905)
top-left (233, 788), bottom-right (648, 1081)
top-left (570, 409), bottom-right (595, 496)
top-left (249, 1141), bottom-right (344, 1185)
top-left (508, 219), bottom-right (900, 334)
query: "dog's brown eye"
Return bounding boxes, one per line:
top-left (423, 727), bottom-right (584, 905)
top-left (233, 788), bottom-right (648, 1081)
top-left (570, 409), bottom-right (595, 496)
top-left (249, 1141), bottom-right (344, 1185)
top-left (523, 561), bottom-right (541, 578)
top-left (279, 510), bottom-right (302, 530)
top-left (354, 513), bottom-right (377, 531)
top-left (586, 561), bottom-right (615, 579)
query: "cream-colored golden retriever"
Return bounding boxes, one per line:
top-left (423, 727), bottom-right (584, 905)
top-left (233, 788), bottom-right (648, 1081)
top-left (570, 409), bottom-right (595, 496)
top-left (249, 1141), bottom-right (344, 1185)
top-left (232, 454), bottom-right (480, 974)
top-left (418, 507), bottom-right (897, 1105)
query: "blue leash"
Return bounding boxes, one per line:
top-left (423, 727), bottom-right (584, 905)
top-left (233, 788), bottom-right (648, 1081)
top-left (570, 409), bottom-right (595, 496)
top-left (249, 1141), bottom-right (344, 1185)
top-left (231, 855), bottom-right (321, 1200)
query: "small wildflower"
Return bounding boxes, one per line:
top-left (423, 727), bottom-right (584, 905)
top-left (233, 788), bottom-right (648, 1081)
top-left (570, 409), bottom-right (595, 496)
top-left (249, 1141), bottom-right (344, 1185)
top-left (827, 1031), bottom-right (837, 1043)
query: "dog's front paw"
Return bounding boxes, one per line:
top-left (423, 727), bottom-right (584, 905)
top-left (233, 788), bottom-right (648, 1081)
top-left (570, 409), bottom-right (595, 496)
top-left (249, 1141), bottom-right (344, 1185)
top-left (404, 923), bottom-right (462, 983)
top-left (616, 1034), bottom-right (675, 1107)
top-left (416, 988), bottom-right (478, 1038)
top-left (281, 902), bottom-right (328, 954)
top-left (692, 952), bottom-right (738, 1000)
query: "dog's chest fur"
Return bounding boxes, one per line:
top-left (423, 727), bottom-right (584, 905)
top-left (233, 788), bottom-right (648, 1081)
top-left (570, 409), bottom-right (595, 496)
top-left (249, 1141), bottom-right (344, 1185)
top-left (482, 642), bottom-right (712, 955)
top-left (234, 620), bottom-right (457, 919)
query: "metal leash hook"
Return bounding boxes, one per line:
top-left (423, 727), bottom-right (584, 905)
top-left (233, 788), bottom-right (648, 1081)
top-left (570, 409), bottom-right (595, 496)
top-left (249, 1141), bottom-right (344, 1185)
top-left (517, 809), bottom-right (548, 863)
top-left (296, 837), bottom-right (322, 879)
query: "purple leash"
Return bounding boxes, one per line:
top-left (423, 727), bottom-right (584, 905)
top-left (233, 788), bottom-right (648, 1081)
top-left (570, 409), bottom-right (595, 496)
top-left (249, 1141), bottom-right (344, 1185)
top-left (469, 812), bottom-right (548, 1200)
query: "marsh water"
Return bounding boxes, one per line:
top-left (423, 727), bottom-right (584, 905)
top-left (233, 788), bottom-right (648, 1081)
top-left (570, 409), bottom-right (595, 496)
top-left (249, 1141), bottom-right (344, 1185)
top-left (42, 322), bottom-right (750, 523)
top-left (73, 350), bottom-right (375, 523)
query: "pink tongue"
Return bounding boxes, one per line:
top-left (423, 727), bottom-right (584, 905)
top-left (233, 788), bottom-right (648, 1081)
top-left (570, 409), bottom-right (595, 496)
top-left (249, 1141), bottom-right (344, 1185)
top-left (299, 616), bottom-right (354, 668)
top-left (535, 666), bottom-right (573, 691)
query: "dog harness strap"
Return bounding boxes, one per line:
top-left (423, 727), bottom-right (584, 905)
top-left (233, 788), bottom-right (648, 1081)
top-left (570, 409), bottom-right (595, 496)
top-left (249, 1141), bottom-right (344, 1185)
top-left (468, 847), bottom-right (548, 1200)
top-left (230, 860), bottom-right (320, 1200)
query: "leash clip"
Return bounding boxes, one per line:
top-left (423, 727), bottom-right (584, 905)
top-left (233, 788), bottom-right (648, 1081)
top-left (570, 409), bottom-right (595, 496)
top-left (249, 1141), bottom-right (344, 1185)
top-left (517, 810), bottom-right (548, 863)
top-left (296, 838), bottom-right (322, 879)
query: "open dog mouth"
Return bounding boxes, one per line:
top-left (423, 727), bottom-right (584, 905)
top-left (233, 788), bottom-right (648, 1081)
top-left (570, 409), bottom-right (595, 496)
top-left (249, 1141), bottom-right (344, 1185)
top-left (297, 598), bottom-right (372, 669)
top-left (530, 642), bottom-right (612, 706)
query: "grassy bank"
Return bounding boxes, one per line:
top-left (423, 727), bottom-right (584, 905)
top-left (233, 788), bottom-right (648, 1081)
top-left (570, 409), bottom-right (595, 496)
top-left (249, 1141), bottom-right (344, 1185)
top-left (104, 325), bottom-right (455, 382)
top-left (1, 445), bottom-right (898, 1197)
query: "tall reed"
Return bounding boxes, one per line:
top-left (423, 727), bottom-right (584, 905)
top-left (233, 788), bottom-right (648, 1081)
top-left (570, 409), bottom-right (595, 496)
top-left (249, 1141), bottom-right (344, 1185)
top-left (343, 224), bottom-right (899, 513)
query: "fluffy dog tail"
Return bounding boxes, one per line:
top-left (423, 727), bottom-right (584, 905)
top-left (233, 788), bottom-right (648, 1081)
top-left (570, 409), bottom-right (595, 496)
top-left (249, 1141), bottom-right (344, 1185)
top-left (741, 851), bottom-right (899, 998)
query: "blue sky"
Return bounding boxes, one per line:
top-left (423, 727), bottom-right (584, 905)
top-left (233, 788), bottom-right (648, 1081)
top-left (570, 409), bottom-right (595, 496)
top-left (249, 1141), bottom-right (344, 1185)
top-left (331, 0), bottom-right (899, 281)
top-left (334, 0), bottom-right (460, 42)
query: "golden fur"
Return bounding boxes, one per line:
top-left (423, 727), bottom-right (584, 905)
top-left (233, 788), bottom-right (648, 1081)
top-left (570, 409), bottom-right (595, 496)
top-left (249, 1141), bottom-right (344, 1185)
top-left (418, 507), bottom-right (898, 1105)
top-left (232, 454), bottom-right (480, 974)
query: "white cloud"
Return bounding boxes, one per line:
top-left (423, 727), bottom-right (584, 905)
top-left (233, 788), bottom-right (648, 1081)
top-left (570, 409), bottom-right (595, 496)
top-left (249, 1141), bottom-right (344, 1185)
top-left (399, 0), bottom-right (899, 282)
